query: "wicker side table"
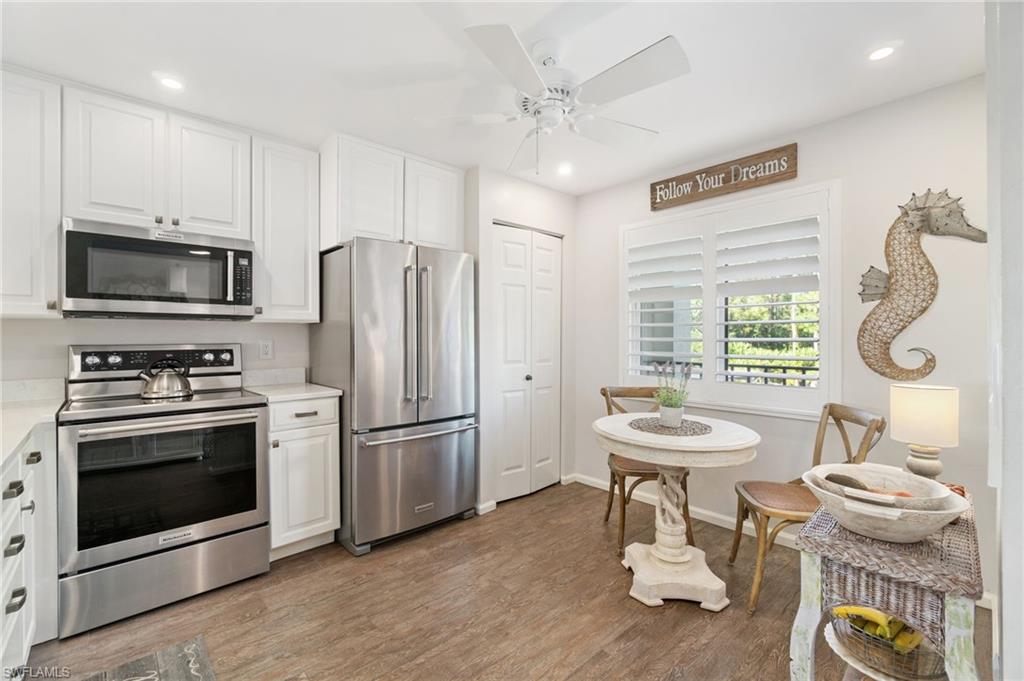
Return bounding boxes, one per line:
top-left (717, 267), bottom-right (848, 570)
top-left (789, 504), bottom-right (983, 681)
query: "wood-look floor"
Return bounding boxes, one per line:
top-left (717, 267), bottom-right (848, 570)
top-left (30, 483), bottom-right (992, 680)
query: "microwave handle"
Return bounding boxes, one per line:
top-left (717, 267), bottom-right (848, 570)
top-left (226, 251), bottom-right (235, 302)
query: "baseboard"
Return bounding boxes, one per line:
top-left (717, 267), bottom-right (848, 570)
top-left (476, 500), bottom-right (497, 515)
top-left (565, 474), bottom-right (996, 611)
top-left (270, 531), bottom-right (334, 562)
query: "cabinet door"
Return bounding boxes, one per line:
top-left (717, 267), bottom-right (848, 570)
top-left (1, 72), bottom-right (60, 317)
top-left (63, 87), bottom-right (167, 229)
top-left (337, 137), bottom-right (404, 242)
top-left (269, 424), bottom-right (340, 549)
top-left (404, 159), bottom-right (462, 250)
top-left (252, 138), bottom-right (319, 322)
top-left (168, 114), bottom-right (251, 238)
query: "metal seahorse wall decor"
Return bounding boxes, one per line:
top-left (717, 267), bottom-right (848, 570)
top-left (857, 189), bottom-right (987, 381)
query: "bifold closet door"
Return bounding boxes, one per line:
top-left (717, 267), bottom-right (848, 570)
top-left (492, 224), bottom-right (562, 503)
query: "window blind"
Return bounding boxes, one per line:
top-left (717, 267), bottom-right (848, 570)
top-left (714, 217), bottom-right (821, 386)
top-left (625, 233), bottom-right (703, 377)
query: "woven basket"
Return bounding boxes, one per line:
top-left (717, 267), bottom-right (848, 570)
top-left (828, 610), bottom-right (945, 680)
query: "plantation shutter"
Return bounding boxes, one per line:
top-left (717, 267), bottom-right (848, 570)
top-left (624, 222), bottom-right (704, 377)
top-left (714, 217), bottom-right (822, 384)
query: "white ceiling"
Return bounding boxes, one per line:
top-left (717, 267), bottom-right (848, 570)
top-left (2, 2), bottom-right (984, 195)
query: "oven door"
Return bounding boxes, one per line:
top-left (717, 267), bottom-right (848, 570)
top-left (58, 408), bottom-right (268, 574)
top-left (61, 221), bottom-right (254, 318)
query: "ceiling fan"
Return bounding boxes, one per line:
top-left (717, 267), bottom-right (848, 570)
top-left (462, 24), bottom-right (691, 174)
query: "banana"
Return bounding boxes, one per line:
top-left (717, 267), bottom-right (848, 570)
top-left (832, 605), bottom-right (903, 639)
top-left (893, 628), bottom-right (925, 655)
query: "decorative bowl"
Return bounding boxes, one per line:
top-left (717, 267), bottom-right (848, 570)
top-left (802, 463), bottom-right (968, 543)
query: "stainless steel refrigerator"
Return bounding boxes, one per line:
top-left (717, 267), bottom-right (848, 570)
top-left (310, 237), bottom-right (476, 555)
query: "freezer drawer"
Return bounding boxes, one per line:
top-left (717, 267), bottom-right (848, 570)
top-left (352, 419), bottom-right (476, 545)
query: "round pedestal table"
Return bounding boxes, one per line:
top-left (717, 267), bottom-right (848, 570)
top-left (593, 412), bottom-right (760, 611)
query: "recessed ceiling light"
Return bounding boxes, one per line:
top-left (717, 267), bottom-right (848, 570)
top-left (160, 77), bottom-right (184, 90)
top-left (868, 46), bottom-right (895, 61)
top-left (557, 162), bottom-right (573, 176)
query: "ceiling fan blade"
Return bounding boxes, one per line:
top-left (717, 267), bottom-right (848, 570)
top-left (465, 24), bottom-right (548, 97)
top-left (508, 129), bottom-right (540, 174)
top-left (573, 116), bottom-right (659, 147)
top-left (576, 35), bottom-right (690, 106)
top-left (417, 112), bottom-right (521, 127)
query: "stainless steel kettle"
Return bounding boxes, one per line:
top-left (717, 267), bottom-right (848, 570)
top-left (138, 358), bottom-right (193, 400)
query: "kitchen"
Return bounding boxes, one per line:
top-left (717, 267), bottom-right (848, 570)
top-left (1, 2), bottom-right (1021, 680)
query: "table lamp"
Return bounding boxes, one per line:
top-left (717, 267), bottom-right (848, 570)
top-left (889, 384), bottom-right (959, 479)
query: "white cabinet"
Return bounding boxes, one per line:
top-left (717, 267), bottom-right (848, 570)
top-left (169, 115), bottom-right (251, 238)
top-left (249, 385), bottom-right (342, 560)
top-left (490, 225), bottom-right (563, 502)
top-left (320, 134), bottom-right (463, 251)
top-left (252, 138), bottom-right (319, 322)
top-left (1, 72), bottom-right (60, 318)
top-left (63, 88), bottom-right (252, 237)
top-left (404, 159), bottom-right (463, 251)
top-left (63, 87), bottom-right (167, 229)
top-left (270, 425), bottom-right (340, 550)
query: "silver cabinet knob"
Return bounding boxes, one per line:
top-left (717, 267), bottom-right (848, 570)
top-left (46, 300), bottom-right (57, 310)
top-left (271, 440), bottom-right (280, 448)
top-left (21, 500), bottom-right (35, 515)
top-left (155, 215), bottom-right (164, 224)
top-left (171, 217), bottom-right (180, 226)
top-left (525, 374), bottom-right (533, 381)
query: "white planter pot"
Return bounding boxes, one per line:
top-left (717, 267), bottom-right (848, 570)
top-left (659, 406), bottom-right (684, 428)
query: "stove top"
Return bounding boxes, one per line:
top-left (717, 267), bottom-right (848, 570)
top-left (59, 389), bottom-right (268, 423)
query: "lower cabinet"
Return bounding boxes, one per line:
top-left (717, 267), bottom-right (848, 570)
top-left (269, 417), bottom-right (340, 556)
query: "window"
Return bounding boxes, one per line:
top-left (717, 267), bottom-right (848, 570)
top-left (620, 183), bottom-right (839, 416)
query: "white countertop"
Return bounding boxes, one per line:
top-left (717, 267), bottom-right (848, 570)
top-left (1, 398), bottom-right (63, 461)
top-left (245, 383), bottom-right (343, 403)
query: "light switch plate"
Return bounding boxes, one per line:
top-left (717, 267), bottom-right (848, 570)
top-left (258, 339), bottom-right (274, 360)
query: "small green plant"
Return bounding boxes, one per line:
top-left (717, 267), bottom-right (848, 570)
top-left (654, 362), bottom-right (692, 408)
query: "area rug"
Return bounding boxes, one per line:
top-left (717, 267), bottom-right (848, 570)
top-left (84, 635), bottom-right (216, 681)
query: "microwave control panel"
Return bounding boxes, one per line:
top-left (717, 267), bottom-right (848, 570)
top-left (234, 255), bottom-right (252, 305)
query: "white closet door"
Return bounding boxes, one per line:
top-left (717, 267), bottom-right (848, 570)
top-left (493, 224), bottom-right (533, 501)
top-left (529, 232), bottom-right (562, 491)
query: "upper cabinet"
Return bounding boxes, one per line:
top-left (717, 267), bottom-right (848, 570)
top-left (1, 72), bottom-right (61, 318)
top-left (320, 135), bottom-right (463, 252)
top-left (63, 88), bottom-right (252, 238)
top-left (252, 138), bottom-right (320, 322)
top-left (62, 88), bottom-right (167, 230)
top-left (404, 159), bottom-right (462, 251)
top-left (169, 115), bottom-right (251, 238)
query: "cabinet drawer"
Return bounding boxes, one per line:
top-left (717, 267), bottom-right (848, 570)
top-left (1, 549), bottom-right (27, 676)
top-left (1, 451), bottom-right (24, 538)
top-left (269, 397), bottom-right (339, 431)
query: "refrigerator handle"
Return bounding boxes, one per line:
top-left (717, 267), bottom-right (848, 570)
top-left (404, 265), bottom-right (416, 401)
top-left (420, 265), bottom-right (433, 401)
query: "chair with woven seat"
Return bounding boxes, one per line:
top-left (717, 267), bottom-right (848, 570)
top-left (728, 402), bottom-right (886, 614)
top-left (600, 387), bottom-right (695, 556)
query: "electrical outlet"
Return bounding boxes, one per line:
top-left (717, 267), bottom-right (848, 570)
top-left (258, 339), bottom-right (274, 360)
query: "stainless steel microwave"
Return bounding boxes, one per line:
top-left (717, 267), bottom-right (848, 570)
top-left (61, 218), bottom-right (255, 319)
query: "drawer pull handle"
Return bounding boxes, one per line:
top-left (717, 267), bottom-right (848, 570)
top-left (414, 502), bottom-right (435, 514)
top-left (2, 481), bottom-right (24, 500)
top-left (5, 587), bottom-right (26, 614)
top-left (4, 534), bottom-right (25, 558)
top-left (25, 451), bottom-right (42, 465)
top-left (294, 410), bottom-right (319, 418)
top-left (21, 500), bottom-right (35, 515)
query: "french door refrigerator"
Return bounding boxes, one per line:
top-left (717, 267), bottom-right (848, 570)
top-left (311, 238), bottom-right (476, 555)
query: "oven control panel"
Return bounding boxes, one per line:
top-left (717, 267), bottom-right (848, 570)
top-left (75, 346), bottom-right (238, 374)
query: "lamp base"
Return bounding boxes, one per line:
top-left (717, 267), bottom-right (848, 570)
top-left (905, 444), bottom-right (943, 479)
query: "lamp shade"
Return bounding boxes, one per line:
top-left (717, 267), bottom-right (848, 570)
top-left (889, 384), bottom-right (959, 447)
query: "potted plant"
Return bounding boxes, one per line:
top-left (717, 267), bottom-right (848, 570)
top-left (655, 363), bottom-right (692, 428)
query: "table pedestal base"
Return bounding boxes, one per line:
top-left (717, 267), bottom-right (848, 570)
top-left (622, 542), bottom-right (729, 611)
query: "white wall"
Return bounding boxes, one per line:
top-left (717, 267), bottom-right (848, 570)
top-left (465, 167), bottom-right (577, 510)
top-left (572, 76), bottom-right (996, 589)
top-left (0, 318), bottom-right (309, 392)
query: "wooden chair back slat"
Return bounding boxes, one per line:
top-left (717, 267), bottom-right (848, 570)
top-left (600, 387), bottom-right (660, 416)
top-left (810, 402), bottom-right (887, 468)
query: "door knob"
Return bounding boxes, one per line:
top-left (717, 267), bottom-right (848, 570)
top-left (525, 374), bottom-right (533, 381)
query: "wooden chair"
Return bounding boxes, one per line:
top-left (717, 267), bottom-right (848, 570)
top-left (600, 387), bottom-right (695, 556)
top-left (728, 402), bottom-right (886, 614)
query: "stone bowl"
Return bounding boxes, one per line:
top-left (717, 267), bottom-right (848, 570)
top-left (802, 463), bottom-right (968, 543)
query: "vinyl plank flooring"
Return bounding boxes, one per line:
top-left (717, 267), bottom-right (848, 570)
top-left (28, 483), bottom-right (993, 680)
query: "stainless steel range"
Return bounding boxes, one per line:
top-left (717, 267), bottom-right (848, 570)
top-left (56, 344), bottom-right (270, 638)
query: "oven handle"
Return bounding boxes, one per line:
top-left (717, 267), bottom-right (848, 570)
top-left (76, 412), bottom-right (259, 439)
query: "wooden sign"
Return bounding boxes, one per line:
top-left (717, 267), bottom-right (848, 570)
top-left (650, 143), bottom-right (798, 211)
